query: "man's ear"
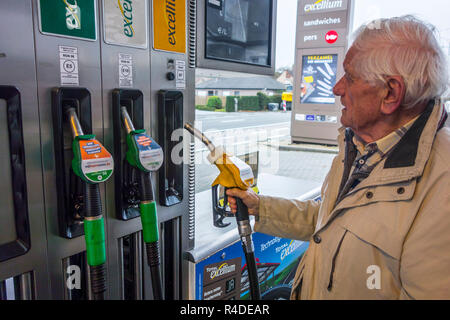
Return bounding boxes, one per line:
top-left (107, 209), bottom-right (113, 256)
top-left (380, 75), bottom-right (405, 115)
top-left (381, 76), bottom-right (406, 115)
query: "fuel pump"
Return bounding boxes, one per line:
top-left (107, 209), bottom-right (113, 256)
top-left (120, 107), bottom-right (164, 300)
top-left (184, 123), bottom-right (261, 300)
top-left (67, 108), bottom-right (113, 300)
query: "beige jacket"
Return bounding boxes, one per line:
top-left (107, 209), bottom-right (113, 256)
top-left (255, 100), bottom-right (450, 299)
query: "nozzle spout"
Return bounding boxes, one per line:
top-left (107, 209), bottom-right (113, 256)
top-left (66, 108), bottom-right (84, 138)
top-left (184, 123), bottom-right (215, 153)
top-left (121, 107), bottom-right (135, 134)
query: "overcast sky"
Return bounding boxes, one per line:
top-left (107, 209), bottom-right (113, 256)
top-left (276, 0), bottom-right (450, 69)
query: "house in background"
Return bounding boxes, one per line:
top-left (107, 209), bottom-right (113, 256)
top-left (196, 76), bottom-right (285, 106)
top-left (276, 69), bottom-right (294, 90)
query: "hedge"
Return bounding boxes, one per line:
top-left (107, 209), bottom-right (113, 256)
top-left (239, 96), bottom-right (260, 111)
top-left (196, 105), bottom-right (225, 112)
top-left (226, 96), bottom-right (238, 112)
top-left (225, 94), bottom-right (281, 112)
top-left (257, 92), bottom-right (283, 110)
top-left (257, 92), bottom-right (270, 110)
top-left (269, 95), bottom-right (282, 104)
top-left (206, 96), bottom-right (222, 109)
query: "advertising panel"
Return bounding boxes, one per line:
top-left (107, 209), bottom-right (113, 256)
top-left (195, 232), bottom-right (309, 300)
top-left (300, 54), bottom-right (338, 104)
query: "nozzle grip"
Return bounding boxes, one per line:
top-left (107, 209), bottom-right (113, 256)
top-left (236, 197), bottom-right (250, 222)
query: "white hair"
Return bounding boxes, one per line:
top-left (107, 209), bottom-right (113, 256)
top-left (350, 15), bottom-right (449, 110)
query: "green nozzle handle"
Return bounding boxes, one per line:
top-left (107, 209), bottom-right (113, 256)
top-left (140, 201), bottom-right (159, 243)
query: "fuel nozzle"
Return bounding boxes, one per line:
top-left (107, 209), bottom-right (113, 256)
top-left (121, 107), bottom-right (164, 300)
top-left (184, 122), bottom-right (260, 299)
top-left (184, 123), bottom-right (215, 152)
top-left (65, 108), bottom-right (113, 300)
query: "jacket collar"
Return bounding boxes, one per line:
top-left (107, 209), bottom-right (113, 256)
top-left (384, 100), bottom-right (435, 169)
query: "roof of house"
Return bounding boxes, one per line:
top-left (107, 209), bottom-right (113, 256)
top-left (196, 76), bottom-right (285, 90)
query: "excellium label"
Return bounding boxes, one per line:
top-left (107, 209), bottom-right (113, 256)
top-left (303, 0), bottom-right (344, 13)
top-left (153, 0), bottom-right (186, 53)
top-left (103, 0), bottom-right (148, 48)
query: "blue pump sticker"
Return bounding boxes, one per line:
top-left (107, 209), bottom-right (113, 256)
top-left (133, 133), bottom-right (164, 171)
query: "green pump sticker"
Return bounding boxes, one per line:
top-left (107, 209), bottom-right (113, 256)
top-left (38, 0), bottom-right (97, 41)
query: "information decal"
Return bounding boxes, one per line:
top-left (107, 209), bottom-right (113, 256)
top-left (103, 0), bottom-right (148, 48)
top-left (300, 54), bottom-right (338, 104)
top-left (118, 53), bottom-right (133, 87)
top-left (59, 46), bottom-right (79, 86)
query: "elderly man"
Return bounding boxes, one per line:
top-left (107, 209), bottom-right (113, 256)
top-left (227, 16), bottom-right (450, 299)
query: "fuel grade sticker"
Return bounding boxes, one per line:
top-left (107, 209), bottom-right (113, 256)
top-left (78, 139), bottom-right (114, 182)
top-left (134, 133), bottom-right (164, 171)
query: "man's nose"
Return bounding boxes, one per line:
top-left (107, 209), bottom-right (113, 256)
top-left (333, 77), bottom-right (344, 96)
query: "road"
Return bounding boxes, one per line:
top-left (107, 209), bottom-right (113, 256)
top-left (195, 110), bottom-right (292, 132)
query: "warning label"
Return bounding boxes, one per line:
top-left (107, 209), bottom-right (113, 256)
top-left (59, 46), bottom-right (79, 86)
top-left (119, 53), bottom-right (133, 87)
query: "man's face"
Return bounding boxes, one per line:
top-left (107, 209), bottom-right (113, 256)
top-left (333, 47), bottom-right (386, 136)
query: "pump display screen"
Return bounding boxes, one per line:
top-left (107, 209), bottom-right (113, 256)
top-left (205, 0), bottom-right (272, 66)
top-left (300, 54), bottom-right (338, 104)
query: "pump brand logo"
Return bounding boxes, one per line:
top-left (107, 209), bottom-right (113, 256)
top-left (325, 30), bottom-right (338, 43)
top-left (64, 0), bottom-right (81, 30)
top-left (280, 240), bottom-right (303, 260)
top-left (153, 0), bottom-right (186, 53)
top-left (207, 263), bottom-right (236, 280)
top-left (304, 0), bottom-right (343, 13)
top-left (166, 0), bottom-right (177, 45)
top-left (118, 0), bottom-right (134, 37)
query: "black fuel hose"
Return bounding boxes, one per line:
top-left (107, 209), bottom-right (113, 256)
top-left (236, 198), bottom-right (261, 300)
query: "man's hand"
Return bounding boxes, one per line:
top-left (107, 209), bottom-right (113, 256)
top-left (226, 188), bottom-right (260, 217)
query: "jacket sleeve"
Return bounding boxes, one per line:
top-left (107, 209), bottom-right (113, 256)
top-left (399, 171), bottom-right (450, 299)
top-left (254, 195), bottom-right (321, 241)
